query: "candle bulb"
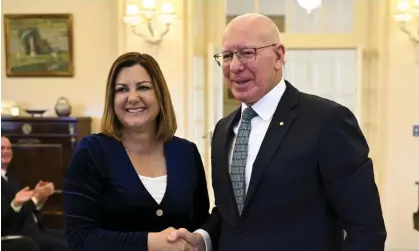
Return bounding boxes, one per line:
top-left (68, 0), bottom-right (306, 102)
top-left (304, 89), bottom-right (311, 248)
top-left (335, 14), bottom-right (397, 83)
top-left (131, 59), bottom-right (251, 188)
top-left (126, 4), bottom-right (139, 15)
top-left (161, 2), bottom-right (174, 13)
top-left (397, 1), bottom-right (409, 11)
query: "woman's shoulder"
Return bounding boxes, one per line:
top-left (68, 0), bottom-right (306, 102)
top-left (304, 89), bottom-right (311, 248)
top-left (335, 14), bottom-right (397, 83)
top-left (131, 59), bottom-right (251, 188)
top-left (77, 133), bottom-right (120, 152)
top-left (71, 133), bottom-right (123, 172)
top-left (165, 136), bottom-right (202, 163)
top-left (167, 136), bottom-right (197, 150)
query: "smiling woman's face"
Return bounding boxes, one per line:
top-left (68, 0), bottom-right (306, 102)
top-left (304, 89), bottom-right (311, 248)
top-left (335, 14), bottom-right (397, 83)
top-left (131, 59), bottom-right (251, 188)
top-left (113, 64), bottom-right (160, 131)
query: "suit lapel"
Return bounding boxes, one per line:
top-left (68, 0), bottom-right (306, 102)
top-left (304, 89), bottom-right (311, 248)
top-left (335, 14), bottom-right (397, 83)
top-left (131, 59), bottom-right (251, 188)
top-left (1, 177), bottom-right (11, 201)
top-left (243, 82), bottom-right (299, 212)
top-left (2, 176), bottom-right (18, 200)
top-left (214, 108), bottom-right (241, 225)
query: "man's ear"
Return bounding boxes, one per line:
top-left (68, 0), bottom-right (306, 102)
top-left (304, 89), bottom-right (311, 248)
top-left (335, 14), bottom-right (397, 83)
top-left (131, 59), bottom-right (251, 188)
top-left (274, 44), bottom-right (285, 70)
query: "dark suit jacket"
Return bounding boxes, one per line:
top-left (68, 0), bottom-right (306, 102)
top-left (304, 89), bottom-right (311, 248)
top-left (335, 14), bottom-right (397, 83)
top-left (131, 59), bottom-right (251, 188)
top-left (1, 177), bottom-right (41, 236)
top-left (63, 134), bottom-right (210, 251)
top-left (202, 81), bottom-right (386, 251)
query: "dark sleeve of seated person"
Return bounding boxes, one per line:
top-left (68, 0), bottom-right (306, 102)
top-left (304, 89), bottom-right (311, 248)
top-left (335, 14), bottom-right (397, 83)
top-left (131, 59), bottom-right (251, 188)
top-left (63, 135), bottom-right (210, 251)
top-left (2, 237), bottom-right (41, 251)
top-left (2, 180), bottom-right (69, 251)
top-left (1, 178), bottom-right (39, 235)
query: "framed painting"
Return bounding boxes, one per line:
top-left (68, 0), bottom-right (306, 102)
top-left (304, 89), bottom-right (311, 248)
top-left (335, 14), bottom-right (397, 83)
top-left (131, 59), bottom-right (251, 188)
top-left (3, 14), bottom-right (74, 77)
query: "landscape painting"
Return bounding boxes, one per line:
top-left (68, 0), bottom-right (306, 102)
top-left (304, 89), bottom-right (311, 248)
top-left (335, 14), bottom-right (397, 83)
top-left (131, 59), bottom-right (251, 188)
top-left (4, 14), bottom-right (74, 77)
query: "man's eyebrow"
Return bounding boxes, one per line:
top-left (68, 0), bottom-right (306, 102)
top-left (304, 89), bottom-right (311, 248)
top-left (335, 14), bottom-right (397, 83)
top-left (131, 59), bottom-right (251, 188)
top-left (241, 45), bottom-right (257, 49)
top-left (221, 45), bottom-right (256, 53)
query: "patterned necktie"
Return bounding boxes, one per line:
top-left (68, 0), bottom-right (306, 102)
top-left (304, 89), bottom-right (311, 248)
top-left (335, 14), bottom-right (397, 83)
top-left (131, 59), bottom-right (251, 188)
top-left (230, 107), bottom-right (257, 215)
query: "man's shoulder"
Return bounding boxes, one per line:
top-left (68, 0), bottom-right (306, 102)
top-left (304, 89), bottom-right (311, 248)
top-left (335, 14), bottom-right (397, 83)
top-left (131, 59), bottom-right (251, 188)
top-left (297, 90), bottom-right (353, 118)
top-left (298, 91), bottom-right (342, 110)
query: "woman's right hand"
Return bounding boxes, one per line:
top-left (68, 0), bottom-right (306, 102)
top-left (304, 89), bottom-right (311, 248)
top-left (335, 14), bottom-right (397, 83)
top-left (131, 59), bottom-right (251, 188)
top-left (12, 186), bottom-right (34, 208)
top-left (148, 227), bottom-right (194, 251)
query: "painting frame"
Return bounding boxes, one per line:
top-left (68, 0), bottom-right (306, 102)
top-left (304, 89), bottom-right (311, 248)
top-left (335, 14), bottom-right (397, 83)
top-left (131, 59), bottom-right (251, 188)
top-left (3, 14), bottom-right (74, 77)
top-left (223, 84), bottom-right (236, 104)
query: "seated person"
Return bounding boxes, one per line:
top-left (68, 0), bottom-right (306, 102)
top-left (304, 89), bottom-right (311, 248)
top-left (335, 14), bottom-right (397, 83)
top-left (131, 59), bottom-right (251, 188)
top-left (1, 136), bottom-right (69, 251)
top-left (2, 236), bottom-right (41, 251)
top-left (63, 52), bottom-right (210, 251)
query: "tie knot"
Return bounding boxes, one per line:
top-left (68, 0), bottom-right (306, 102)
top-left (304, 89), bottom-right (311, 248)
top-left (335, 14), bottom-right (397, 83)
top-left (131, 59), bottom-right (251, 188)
top-left (242, 107), bottom-right (257, 122)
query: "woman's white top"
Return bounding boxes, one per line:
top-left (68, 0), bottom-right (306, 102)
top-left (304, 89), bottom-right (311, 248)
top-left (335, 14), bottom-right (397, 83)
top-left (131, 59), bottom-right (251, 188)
top-left (138, 175), bottom-right (167, 204)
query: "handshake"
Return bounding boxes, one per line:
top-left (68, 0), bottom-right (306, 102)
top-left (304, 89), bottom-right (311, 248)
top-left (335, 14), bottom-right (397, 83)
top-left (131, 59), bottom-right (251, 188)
top-left (148, 227), bottom-right (205, 251)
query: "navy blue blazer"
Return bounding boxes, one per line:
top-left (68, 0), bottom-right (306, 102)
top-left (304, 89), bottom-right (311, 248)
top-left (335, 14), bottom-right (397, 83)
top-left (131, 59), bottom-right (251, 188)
top-left (202, 82), bottom-right (386, 251)
top-left (63, 134), bottom-right (209, 251)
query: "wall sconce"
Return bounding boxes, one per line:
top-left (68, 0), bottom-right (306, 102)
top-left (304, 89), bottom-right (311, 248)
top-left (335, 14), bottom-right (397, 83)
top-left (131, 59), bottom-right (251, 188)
top-left (123, 0), bottom-right (178, 44)
top-left (296, 0), bottom-right (322, 14)
top-left (393, 0), bottom-right (419, 45)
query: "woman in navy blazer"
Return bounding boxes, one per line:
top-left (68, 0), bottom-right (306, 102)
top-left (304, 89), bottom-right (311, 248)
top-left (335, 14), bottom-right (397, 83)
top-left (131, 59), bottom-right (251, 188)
top-left (63, 52), bottom-right (210, 251)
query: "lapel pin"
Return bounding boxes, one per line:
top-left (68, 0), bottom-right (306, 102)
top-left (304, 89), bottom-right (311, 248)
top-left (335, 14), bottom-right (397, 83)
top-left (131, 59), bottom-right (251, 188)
top-left (279, 121), bottom-right (284, 126)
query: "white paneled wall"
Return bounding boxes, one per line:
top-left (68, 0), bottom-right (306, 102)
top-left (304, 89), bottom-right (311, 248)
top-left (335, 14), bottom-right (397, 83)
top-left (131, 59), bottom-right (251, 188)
top-left (226, 0), bottom-right (355, 33)
top-left (208, 45), bottom-right (225, 136)
top-left (226, 0), bottom-right (254, 15)
top-left (284, 49), bottom-right (360, 116)
top-left (320, 0), bottom-right (355, 33)
top-left (287, 0), bottom-right (321, 33)
top-left (190, 56), bottom-right (206, 158)
top-left (287, 0), bottom-right (355, 33)
top-left (258, 0), bottom-right (286, 16)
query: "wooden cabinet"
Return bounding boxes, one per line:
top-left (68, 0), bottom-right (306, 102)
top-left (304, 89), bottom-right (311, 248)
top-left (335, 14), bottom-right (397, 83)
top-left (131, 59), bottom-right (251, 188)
top-left (1, 116), bottom-right (91, 229)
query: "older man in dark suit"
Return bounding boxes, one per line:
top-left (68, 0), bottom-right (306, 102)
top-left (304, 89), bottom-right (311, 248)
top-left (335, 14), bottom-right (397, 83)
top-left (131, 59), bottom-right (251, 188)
top-left (168, 13), bottom-right (386, 251)
top-left (1, 136), bottom-right (69, 251)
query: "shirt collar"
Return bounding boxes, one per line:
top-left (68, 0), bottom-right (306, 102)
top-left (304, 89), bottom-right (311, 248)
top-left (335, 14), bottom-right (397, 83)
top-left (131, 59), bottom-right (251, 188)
top-left (1, 169), bottom-right (7, 180)
top-left (241, 78), bottom-right (286, 121)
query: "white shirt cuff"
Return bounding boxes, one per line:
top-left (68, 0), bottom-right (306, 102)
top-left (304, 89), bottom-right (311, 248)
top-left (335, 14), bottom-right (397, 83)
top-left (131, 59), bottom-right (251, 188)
top-left (31, 197), bottom-right (44, 210)
top-left (194, 229), bottom-right (212, 251)
top-left (1, 235), bottom-right (24, 241)
top-left (10, 200), bottom-right (22, 213)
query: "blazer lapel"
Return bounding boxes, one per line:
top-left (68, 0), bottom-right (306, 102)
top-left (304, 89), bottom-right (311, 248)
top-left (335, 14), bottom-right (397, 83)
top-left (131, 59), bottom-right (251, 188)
top-left (213, 108), bottom-right (241, 225)
top-left (243, 82), bottom-right (299, 212)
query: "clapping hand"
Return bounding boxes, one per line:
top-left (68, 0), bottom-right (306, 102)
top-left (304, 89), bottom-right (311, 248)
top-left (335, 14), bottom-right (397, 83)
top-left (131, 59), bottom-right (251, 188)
top-left (33, 180), bottom-right (55, 205)
top-left (12, 186), bottom-right (35, 207)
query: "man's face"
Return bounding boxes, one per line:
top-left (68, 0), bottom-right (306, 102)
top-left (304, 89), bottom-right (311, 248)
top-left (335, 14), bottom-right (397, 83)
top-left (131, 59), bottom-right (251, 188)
top-left (1, 137), bottom-right (13, 169)
top-left (221, 21), bottom-right (284, 105)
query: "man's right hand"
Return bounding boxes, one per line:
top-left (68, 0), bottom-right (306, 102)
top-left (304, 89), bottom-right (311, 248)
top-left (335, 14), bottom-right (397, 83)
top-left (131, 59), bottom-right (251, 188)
top-left (33, 181), bottom-right (54, 205)
top-left (12, 186), bottom-right (34, 208)
top-left (148, 227), bottom-right (195, 251)
top-left (167, 228), bottom-right (206, 251)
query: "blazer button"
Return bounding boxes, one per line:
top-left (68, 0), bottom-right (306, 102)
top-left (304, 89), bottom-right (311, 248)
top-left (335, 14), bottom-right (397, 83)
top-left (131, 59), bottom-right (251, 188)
top-left (156, 209), bottom-right (163, 216)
